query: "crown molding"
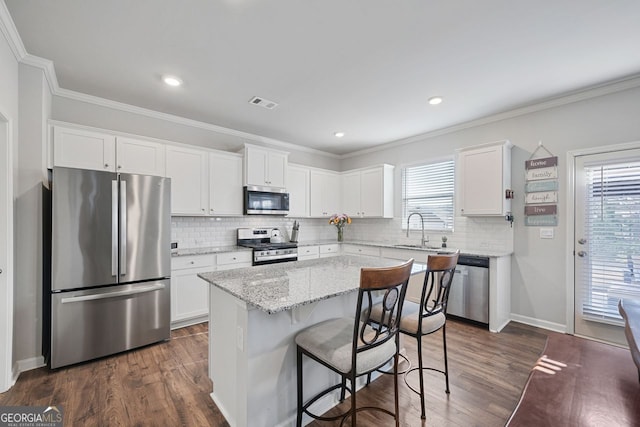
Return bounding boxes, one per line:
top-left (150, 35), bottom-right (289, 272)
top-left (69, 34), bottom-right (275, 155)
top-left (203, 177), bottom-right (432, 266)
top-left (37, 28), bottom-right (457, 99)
top-left (342, 73), bottom-right (640, 159)
top-left (0, 0), bottom-right (26, 61)
top-left (21, 54), bottom-right (59, 93)
top-left (54, 87), bottom-right (340, 159)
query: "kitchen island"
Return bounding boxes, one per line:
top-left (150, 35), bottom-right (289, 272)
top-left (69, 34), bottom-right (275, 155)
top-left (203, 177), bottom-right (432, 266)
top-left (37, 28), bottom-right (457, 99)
top-left (198, 255), bottom-right (422, 427)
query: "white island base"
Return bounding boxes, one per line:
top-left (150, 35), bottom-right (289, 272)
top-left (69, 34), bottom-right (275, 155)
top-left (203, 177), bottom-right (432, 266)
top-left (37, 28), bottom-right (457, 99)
top-left (209, 285), bottom-right (365, 427)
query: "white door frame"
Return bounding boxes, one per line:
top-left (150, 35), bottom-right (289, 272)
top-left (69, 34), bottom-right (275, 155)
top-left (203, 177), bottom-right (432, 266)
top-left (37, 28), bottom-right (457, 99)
top-left (0, 113), bottom-right (14, 392)
top-left (565, 140), bottom-right (640, 335)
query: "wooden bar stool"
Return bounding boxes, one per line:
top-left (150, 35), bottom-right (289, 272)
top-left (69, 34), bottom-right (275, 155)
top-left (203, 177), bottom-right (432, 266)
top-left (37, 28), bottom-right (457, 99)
top-left (295, 258), bottom-right (414, 427)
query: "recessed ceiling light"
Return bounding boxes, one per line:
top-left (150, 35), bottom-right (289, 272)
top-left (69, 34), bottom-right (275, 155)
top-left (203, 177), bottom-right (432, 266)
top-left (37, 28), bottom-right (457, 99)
top-left (428, 96), bottom-right (443, 105)
top-left (334, 132), bottom-right (345, 138)
top-left (163, 75), bottom-right (183, 87)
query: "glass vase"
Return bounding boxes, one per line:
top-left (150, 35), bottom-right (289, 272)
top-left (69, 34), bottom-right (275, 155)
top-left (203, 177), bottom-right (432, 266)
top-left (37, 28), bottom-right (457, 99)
top-left (337, 227), bottom-right (344, 242)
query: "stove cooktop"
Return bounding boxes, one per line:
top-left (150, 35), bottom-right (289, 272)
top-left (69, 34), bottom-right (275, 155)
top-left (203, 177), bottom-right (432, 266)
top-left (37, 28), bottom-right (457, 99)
top-left (239, 242), bottom-right (297, 250)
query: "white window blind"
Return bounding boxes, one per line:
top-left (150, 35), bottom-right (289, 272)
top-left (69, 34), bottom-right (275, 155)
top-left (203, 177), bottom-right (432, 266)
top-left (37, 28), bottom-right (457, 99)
top-left (580, 161), bottom-right (640, 322)
top-left (402, 160), bottom-right (454, 231)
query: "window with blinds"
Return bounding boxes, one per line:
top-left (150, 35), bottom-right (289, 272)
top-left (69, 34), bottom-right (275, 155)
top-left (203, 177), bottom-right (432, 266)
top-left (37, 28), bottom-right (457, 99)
top-left (402, 160), bottom-right (454, 231)
top-left (581, 161), bottom-right (640, 322)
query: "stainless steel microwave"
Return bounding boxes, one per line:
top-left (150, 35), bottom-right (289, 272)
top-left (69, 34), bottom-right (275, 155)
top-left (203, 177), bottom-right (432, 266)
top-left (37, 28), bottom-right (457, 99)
top-left (243, 186), bottom-right (289, 215)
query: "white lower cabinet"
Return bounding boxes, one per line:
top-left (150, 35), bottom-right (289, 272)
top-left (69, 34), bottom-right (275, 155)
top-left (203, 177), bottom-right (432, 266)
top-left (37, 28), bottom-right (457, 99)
top-left (342, 244), bottom-right (380, 257)
top-left (171, 254), bottom-right (216, 328)
top-left (319, 244), bottom-right (340, 258)
top-left (297, 245), bottom-right (319, 261)
top-left (171, 250), bottom-right (252, 328)
top-left (215, 251), bottom-right (252, 271)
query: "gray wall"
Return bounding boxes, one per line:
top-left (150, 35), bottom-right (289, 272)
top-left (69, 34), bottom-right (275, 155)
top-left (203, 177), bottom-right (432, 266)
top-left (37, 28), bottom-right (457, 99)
top-left (14, 63), bottom-right (50, 366)
top-left (0, 17), bottom-right (19, 390)
top-left (340, 85), bottom-right (640, 328)
top-left (51, 96), bottom-right (340, 170)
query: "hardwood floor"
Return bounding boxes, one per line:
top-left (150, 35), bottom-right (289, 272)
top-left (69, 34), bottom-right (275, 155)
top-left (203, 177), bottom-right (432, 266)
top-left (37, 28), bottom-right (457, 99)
top-left (0, 320), bottom-right (547, 426)
top-left (0, 324), bottom-right (228, 427)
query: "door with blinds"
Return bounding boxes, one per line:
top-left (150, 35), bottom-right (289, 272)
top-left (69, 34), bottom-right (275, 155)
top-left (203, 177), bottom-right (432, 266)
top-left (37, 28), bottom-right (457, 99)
top-left (574, 148), bottom-right (640, 344)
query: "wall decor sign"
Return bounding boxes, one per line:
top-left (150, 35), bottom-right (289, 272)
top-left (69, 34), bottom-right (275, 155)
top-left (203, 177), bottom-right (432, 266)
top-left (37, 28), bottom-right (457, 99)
top-left (525, 215), bottom-right (558, 226)
top-left (525, 180), bottom-right (558, 192)
top-left (525, 191), bottom-right (558, 204)
top-left (525, 205), bottom-right (557, 216)
top-left (526, 166), bottom-right (558, 180)
top-left (525, 142), bottom-right (558, 226)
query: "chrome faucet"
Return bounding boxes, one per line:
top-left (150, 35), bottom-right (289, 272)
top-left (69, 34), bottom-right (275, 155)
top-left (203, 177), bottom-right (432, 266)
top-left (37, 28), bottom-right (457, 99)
top-left (406, 212), bottom-right (428, 247)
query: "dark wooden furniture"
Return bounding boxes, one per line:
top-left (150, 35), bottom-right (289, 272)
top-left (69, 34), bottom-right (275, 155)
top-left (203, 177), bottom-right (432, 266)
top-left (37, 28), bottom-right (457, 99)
top-left (619, 298), bottom-right (640, 381)
top-left (507, 332), bottom-right (640, 426)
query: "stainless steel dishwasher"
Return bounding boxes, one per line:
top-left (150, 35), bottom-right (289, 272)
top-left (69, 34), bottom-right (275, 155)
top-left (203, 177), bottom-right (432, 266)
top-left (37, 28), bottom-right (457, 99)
top-left (447, 254), bottom-right (489, 326)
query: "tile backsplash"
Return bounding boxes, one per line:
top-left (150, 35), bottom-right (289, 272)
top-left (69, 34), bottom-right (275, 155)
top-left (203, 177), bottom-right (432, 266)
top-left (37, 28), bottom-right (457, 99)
top-left (172, 215), bottom-right (513, 252)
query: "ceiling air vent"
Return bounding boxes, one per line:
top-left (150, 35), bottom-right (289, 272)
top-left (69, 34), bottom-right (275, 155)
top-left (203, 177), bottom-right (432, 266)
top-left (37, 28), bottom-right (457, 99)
top-left (249, 96), bottom-right (278, 110)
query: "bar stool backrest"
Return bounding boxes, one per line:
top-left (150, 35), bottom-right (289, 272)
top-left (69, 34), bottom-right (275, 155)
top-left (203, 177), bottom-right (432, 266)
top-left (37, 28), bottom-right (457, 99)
top-left (420, 251), bottom-right (460, 320)
top-left (355, 259), bottom-right (414, 361)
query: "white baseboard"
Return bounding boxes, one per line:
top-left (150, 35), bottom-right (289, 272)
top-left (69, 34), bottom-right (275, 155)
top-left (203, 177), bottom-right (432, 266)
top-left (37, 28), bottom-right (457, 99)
top-left (171, 315), bottom-right (208, 330)
top-left (16, 355), bottom-right (46, 374)
top-left (510, 313), bottom-right (566, 333)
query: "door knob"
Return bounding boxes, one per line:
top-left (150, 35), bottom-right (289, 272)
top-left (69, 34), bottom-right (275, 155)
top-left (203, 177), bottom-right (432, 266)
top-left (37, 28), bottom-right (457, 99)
top-left (578, 238), bottom-right (587, 245)
top-left (577, 251), bottom-right (587, 257)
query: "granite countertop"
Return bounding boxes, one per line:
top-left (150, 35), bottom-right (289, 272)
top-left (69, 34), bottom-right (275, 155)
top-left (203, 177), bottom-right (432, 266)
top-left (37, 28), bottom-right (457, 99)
top-left (172, 245), bottom-right (251, 257)
top-left (174, 240), bottom-right (511, 258)
top-left (297, 240), bottom-right (512, 257)
top-left (198, 255), bottom-right (426, 314)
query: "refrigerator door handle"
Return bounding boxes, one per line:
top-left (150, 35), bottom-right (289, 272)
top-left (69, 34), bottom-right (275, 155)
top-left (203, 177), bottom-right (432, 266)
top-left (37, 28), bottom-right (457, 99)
top-left (120, 179), bottom-right (127, 276)
top-left (111, 180), bottom-right (118, 276)
top-left (60, 283), bottom-right (166, 304)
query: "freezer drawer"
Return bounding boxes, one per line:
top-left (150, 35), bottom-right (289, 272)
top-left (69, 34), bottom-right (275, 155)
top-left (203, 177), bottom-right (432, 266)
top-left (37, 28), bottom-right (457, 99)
top-left (50, 279), bottom-right (170, 368)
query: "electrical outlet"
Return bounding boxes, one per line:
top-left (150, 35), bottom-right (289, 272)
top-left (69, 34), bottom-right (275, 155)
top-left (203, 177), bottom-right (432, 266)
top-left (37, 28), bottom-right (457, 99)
top-left (540, 228), bottom-right (554, 239)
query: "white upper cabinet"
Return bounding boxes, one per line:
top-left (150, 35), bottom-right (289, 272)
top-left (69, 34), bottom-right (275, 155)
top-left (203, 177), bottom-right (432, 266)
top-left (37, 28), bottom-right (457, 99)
top-left (310, 169), bottom-right (341, 217)
top-left (287, 164), bottom-right (310, 217)
top-left (209, 152), bottom-right (243, 216)
top-left (53, 125), bottom-right (166, 176)
top-left (116, 137), bottom-right (166, 176)
top-left (244, 144), bottom-right (288, 189)
top-left (341, 165), bottom-right (394, 218)
top-left (458, 140), bottom-right (512, 216)
top-left (53, 126), bottom-right (116, 172)
top-left (341, 172), bottom-right (361, 217)
top-left (166, 145), bottom-right (208, 216)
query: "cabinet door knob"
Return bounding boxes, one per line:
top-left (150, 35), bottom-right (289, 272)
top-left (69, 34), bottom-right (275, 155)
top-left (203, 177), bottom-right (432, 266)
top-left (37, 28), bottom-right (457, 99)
top-left (117, 165), bottom-right (122, 169)
top-left (104, 163), bottom-right (109, 168)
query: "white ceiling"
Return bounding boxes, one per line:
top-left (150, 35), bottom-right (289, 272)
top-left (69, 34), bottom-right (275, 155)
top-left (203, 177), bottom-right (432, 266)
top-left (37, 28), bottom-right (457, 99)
top-left (5, 0), bottom-right (640, 155)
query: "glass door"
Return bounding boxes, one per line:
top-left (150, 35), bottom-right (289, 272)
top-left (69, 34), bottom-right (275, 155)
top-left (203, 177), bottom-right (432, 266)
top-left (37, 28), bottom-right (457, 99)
top-left (574, 148), bottom-right (640, 344)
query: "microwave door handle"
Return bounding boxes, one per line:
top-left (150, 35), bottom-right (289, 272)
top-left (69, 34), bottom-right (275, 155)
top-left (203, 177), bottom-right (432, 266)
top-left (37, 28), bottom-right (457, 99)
top-left (111, 180), bottom-right (118, 277)
top-left (120, 179), bottom-right (127, 276)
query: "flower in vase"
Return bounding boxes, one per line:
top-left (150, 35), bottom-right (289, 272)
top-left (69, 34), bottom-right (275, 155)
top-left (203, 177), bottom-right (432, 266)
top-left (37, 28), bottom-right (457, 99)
top-left (329, 214), bottom-right (351, 242)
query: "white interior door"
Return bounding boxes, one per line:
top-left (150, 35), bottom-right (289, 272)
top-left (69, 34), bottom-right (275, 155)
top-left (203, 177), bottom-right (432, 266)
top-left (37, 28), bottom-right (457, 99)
top-left (574, 148), bottom-right (640, 344)
top-left (0, 117), bottom-right (13, 392)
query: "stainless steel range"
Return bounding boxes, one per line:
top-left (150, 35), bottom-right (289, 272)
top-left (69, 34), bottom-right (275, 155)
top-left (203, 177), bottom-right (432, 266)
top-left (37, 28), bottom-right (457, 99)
top-left (237, 227), bottom-right (298, 265)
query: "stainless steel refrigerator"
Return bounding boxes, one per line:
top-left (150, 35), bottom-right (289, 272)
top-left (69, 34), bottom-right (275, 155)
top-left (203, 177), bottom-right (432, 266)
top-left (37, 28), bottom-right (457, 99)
top-left (48, 167), bottom-right (171, 368)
